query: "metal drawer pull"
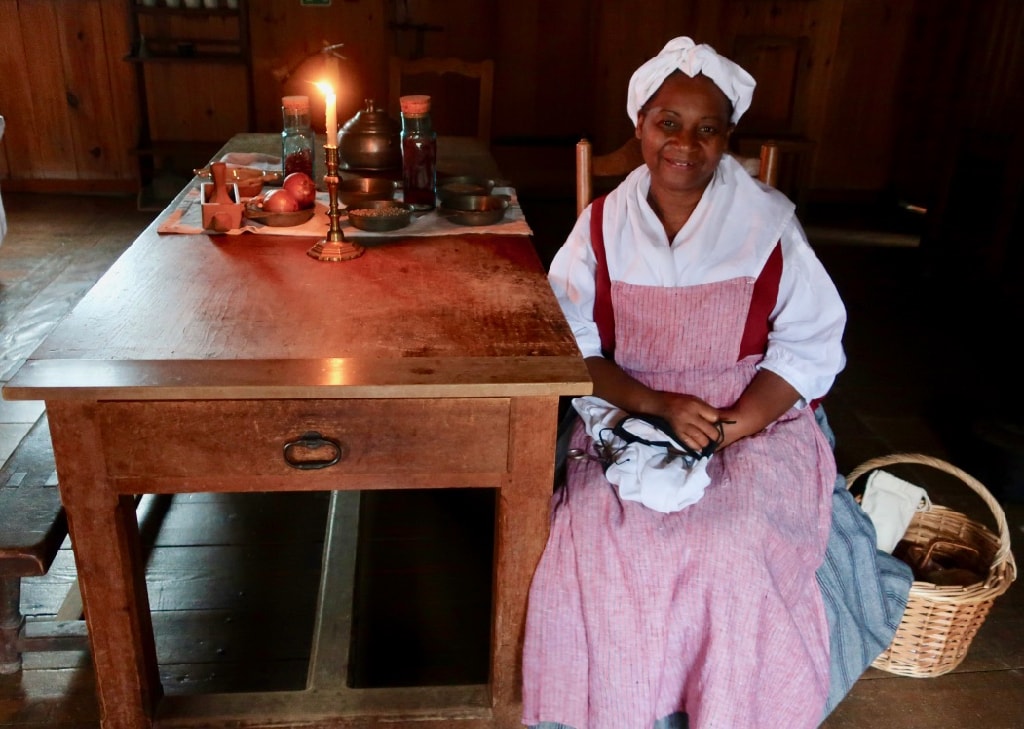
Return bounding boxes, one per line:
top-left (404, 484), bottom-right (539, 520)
top-left (283, 431), bottom-right (345, 470)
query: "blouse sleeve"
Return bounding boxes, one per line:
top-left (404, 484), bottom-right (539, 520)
top-left (547, 206), bottom-right (604, 359)
top-left (759, 217), bottom-right (847, 405)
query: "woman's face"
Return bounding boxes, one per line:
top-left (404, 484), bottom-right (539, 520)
top-left (636, 72), bottom-right (733, 195)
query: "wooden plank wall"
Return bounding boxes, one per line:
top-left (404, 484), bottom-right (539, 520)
top-left (246, 0), bottom-right (389, 135)
top-left (0, 0), bottom-right (137, 193)
top-left (138, 10), bottom-right (252, 143)
top-left (0, 0), bottom-right (1019, 216)
top-left (911, 0), bottom-right (1024, 292)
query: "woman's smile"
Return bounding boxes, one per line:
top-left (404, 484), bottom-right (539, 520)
top-left (637, 71), bottom-right (733, 199)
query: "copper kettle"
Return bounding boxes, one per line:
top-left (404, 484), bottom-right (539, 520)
top-left (337, 99), bottom-right (401, 171)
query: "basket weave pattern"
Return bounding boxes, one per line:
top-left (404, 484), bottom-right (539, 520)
top-left (847, 453), bottom-right (1017, 678)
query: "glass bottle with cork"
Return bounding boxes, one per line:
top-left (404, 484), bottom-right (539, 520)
top-left (399, 94), bottom-right (437, 210)
top-left (281, 95), bottom-right (315, 179)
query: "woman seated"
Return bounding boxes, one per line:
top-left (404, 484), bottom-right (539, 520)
top-left (522, 38), bottom-right (893, 729)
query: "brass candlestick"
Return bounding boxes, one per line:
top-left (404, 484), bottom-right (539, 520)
top-left (307, 145), bottom-right (364, 262)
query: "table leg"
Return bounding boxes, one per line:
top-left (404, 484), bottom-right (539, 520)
top-left (47, 400), bottom-right (161, 729)
top-left (490, 396), bottom-right (558, 726)
top-left (44, 393), bottom-right (559, 729)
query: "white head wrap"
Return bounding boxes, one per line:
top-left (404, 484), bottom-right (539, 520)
top-left (626, 36), bottom-right (756, 125)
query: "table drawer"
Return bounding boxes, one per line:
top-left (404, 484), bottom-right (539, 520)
top-left (98, 398), bottom-right (510, 478)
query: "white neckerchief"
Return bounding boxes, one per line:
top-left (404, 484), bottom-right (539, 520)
top-left (599, 154), bottom-right (795, 287)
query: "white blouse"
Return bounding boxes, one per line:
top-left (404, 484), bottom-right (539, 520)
top-left (549, 155), bottom-right (847, 404)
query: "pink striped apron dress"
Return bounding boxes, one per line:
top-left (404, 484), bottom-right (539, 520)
top-left (522, 202), bottom-right (835, 729)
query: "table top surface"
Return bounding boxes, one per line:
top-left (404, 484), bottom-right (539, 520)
top-left (4, 136), bottom-right (590, 401)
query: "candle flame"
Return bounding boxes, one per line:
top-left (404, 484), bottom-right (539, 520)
top-left (315, 82), bottom-right (334, 96)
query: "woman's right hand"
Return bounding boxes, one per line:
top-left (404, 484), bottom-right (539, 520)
top-left (653, 391), bottom-right (723, 454)
top-left (585, 356), bottom-right (723, 454)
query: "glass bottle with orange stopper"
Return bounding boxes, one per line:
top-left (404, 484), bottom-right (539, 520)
top-left (399, 94), bottom-right (437, 210)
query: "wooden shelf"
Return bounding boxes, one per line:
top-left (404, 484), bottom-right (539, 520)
top-left (125, 52), bottom-right (247, 64)
top-left (127, 0), bottom-right (254, 210)
top-left (133, 6), bottom-right (241, 19)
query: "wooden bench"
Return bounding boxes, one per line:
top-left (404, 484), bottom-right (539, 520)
top-left (0, 414), bottom-right (88, 674)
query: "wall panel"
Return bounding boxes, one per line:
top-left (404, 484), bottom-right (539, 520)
top-left (813, 0), bottom-right (914, 196)
top-left (0, 0), bottom-right (135, 190)
top-left (58, 0), bottom-right (137, 180)
top-left (247, 0), bottom-right (388, 135)
top-left (0, 0), bottom-right (1012, 221)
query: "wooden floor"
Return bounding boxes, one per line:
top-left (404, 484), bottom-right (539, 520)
top-left (0, 188), bottom-right (1022, 728)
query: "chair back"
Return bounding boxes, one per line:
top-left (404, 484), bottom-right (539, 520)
top-left (575, 137), bottom-right (780, 217)
top-left (0, 115), bottom-right (6, 244)
top-left (389, 57), bottom-right (494, 146)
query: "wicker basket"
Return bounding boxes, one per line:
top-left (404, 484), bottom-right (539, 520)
top-left (846, 453), bottom-right (1018, 678)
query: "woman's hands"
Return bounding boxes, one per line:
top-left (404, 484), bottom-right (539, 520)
top-left (715, 369), bottom-right (801, 448)
top-left (585, 357), bottom-right (802, 454)
top-left (585, 356), bottom-right (722, 454)
top-left (652, 391), bottom-right (724, 454)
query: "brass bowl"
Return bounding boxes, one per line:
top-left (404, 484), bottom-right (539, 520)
top-left (338, 177), bottom-right (398, 207)
top-left (230, 167), bottom-right (265, 197)
top-left (194, 165), bottom-right (281, 194)
top-left (436, 175), bottom-right (495, 205)
top-left (244, 201), bottom-right (315, 227)
top-left (437, 194), bottom-right (510, 226)
top-left (346, 200), bottom-right (413, 232)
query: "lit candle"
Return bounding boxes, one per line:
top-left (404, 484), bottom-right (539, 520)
top-left (318, 82), bottom-right (337, 146)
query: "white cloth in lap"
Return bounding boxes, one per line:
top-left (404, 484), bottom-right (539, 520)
top-left (572, 395), bottom-right (712, 513)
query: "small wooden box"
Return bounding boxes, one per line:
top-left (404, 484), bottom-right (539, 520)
top-left (200, 183), bottom-right (243, 231)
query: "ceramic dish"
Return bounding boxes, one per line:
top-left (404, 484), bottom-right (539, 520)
top-left (338, 177), bottom-right (398, 207)
top-left (244, 202), bottom-right (315, 227)
top-left (346, 200), bottom-right (413, 232)
top-left (195, 165), bottom-right (283, 189)
top-left (437, 194), bottom-right (510, 226)
top-left (229, 167), bottom-right (265, 197)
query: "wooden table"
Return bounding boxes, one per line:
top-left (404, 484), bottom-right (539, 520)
top-left (2, 135), bottom-right (590, 728)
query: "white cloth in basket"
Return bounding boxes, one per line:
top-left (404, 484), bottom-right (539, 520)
top-left (861, 470), bottom-right (932, 553)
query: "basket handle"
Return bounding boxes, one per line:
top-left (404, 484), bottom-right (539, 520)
top-left (846, 452), bottom-right (1016, 585)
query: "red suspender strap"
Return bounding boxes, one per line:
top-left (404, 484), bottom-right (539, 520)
top-left (738, 241), bottom-right (782, 360)
top-left (592, 202), bottom-right (786, 376)
top-left (589, 195), bottom-right (615, 360)
top-left (736, 242), bottom-right (822, 409)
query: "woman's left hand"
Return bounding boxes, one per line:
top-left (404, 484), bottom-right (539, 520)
top-left (716, 370), bottom-right (801, 449)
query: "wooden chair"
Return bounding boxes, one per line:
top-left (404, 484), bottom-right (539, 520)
top-left (0, 115), bottom-right (6, 245)
top-left (575, 137), bottom-right (780, 217)
top-left (388, 56), bottom-right (495, 146)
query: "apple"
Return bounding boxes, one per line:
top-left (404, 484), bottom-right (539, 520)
top-left (261, 188), bottom-right (300, 213)
top-left (282, 172), bottom-right (317, 209)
